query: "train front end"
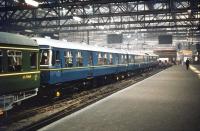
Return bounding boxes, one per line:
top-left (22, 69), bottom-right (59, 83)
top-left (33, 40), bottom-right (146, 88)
top-left (0, 32), bottom-right (40, 112)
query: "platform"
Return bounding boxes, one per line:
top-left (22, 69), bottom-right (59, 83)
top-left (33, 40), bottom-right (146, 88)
top-left (39, 65), bottom-right (200, 131)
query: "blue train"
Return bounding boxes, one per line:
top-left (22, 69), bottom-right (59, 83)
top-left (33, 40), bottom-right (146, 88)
top-left (0, 32), bottom-right (158, 112)
top-left (34, 37), bottom-right (158, 97)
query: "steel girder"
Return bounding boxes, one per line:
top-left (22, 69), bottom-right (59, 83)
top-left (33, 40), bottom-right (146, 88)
top-left (0, 0), bottom-right (199, 36)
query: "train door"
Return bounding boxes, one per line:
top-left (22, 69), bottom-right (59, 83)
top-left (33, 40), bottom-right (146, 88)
top-left (51, 49), bottom-right (62, 83)
top-left (115, 54), bottom-right (120, 73)
top-left (88, 51), bottom-right (93, 78)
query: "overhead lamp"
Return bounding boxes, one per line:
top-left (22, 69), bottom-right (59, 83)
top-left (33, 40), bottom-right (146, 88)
top-left (115, 31), bottom-right (121, 34)
top-left (45, 36), bottom-right (51, 39)
top-left (99, 26), bottom-right (105, 30)
top-left (25, 0), bottom-right (39, 7)
top-left (135, 30), bottom-right (138, 33)
top-left (53, 34), bottom-right (59, 37)
top-left (62, 8), bottom-right (67, 14)
top-left (25, 29), bottom-right (33, 33)
top-left (73, 16), bottom-right (82, 22)
top-left (127, 35), bottom-right (131, 38)
top-left (187, 9), bottom-right (192, 14)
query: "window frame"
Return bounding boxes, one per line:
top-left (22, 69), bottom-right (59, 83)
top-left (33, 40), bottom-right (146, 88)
top-left (109, 54), bottom-right (113, 65)
top-left (98, 52), bottom-right (106, 65)
top-left (0, 49), bottom-right (3, 73)
top-left (0, 50), bottom-right (2, 57)
top-left (64, 50), bottom-right (73, 67)
top-left (76, 51), bottom-right (83, 67)
top-left (40, 49), bottom-right (50, 66)
top-left (7, 50), bottom-right (23, 72)
top-left (30, 51), bottom-right (38, 69)
top-left (104, 53), bottom-right (107, 65)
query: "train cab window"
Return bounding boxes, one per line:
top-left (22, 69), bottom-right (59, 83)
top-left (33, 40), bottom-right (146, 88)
top-left (76, 51), bottom-right (83, 67)
top-left (40, 50), bottom-right (49, 65)
top-left (52, 50), bottom-right (60, 66)
top-left (64, 51), bottom-right (73, 67)
top-left (104, 53), bottom-right (107, 65)
top-left (7, 50), bottom-right (22, 72)
top-left (0, 50), bottom-right (3, 72)
top-left (109, 54), bottom-right (113, 65)
top-left (30, 52), bottom-right (37, 69)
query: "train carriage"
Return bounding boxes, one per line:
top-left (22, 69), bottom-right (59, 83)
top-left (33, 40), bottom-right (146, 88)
top-left (34, 38), bottom-right (123, 96)
top-left (0, 32), bottom-right (40, 111)
top-left (0, 32), bottom-right (159, 112)
top-left (34, 37), bottom-right (158, 97)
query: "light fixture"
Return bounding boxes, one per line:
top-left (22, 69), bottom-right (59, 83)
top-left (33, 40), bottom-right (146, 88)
top-left (99, 26), bottom-right (105, 30)
top-left (53, 34), bottom-right (59, 37)
top-left (127, 35), bottom-right (131, 38)
top-left (25, 0), bottom-right (39, 7)
top-left (187, 9), bottom-right (192, 14)
top-left (115, 31), bottom-right (121, 34)
top-left (73, 16), bottom-right (82, 22)
top-left (25, 29), bottom-right (33, 33)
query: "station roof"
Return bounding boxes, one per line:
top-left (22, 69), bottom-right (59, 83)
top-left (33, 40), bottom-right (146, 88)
top-left (0, 0), bottom-right (199, 39)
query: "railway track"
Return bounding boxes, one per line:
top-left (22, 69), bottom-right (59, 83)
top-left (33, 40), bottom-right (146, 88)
top-left (0, 67), bottom-right (166, 131)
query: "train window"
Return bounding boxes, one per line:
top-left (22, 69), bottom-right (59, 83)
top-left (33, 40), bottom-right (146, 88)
top-left (121, 55), bottom-right (124, 64)
top-left (98, 53), bottom-right (104, 65)
top-left (144, 56), bottom-right (148, 62)
top-left (109, 54), bottom-right (113, 65)
top-left (52, 50), bottom-right (60, 66)
top-left (115, 54), bottom-right (119, 64)
top-left (64, 51), bottom-right (73, 67)
top-left (129, 55), bottom-right (134, 63)
top-left (128, 55), bottom-right (131, 63)
top-left (135, 55), bottom-right (144, 63)
top-left (154, 56), bottom-right (158, 61)
top-left (30, 52), bottom-right (37, 69)
top-left (0, 50), bottom-right (3, 72)
top-left (7, 50), bottom-right (22, 72)
top-left (88, 52), bottom-right (93, 66)
top-left (40, 50), bottom-right (49, 65)
top-left (76, 51), bottom-right (83, 67)
top-left (124, 55), bottom-right (127, 64)
top-left (104, 53), bottom-right (107, 65)
top-left (150, 56), bottom-right (153, 62)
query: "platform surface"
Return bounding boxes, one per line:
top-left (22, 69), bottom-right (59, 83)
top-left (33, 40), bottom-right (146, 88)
top-left (39, 65), bottom-right (200, 131)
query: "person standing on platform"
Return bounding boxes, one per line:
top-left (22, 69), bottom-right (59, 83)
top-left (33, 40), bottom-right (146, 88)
top-left (185, 58), bottom-right (190, 70)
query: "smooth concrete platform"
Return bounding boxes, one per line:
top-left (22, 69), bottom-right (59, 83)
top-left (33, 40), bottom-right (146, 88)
top-left (39, 65), bottom-right (200, 131)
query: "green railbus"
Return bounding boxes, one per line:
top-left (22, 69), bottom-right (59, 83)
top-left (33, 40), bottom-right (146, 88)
top-left (0, 32), bottom-right (40, 111)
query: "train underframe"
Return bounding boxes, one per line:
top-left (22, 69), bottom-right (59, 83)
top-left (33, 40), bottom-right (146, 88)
top-left (38, 64), bottom-right (158, 99)
top-left (0, 88), bottom-right (38, 113)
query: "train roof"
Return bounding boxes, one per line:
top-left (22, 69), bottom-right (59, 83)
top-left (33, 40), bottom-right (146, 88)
top-left (34, 37), bottom-right (127, 54)
top-left (34, 37), bottom-right (157, 56)
top-left (145, 52), bottom-right (158, 57)
top-left (0, 32), bottom-right (38, 47)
